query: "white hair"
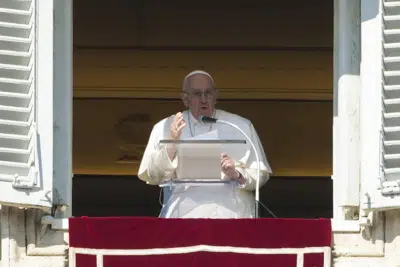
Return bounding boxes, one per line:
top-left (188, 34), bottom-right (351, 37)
top-left (182, 70), bottom-right (215, 92)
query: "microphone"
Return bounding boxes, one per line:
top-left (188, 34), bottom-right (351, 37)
top-left (199, 116), bottom-right (217, 123)
top-left (199, 114), bottom-right (263, 218)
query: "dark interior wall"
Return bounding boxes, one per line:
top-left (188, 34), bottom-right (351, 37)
top-left (72, 175), bottom-right (332, 219)
top-left (74, 0), bottom-right (333, 49)
top-left (73, 0), bottom-right (333, 101)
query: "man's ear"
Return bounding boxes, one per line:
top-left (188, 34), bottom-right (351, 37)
top-left (214, 89), bottom-right (219, 105)
top-left (180, 92), bottom-right (189, 107)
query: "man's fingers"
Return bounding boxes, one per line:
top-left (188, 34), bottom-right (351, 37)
top-left (171, 113), bottom-right (184, 130)
top-left (221, 161), bottom-right (229, 170)
top-left (221, 157), bottom-right (229, 164)
top-left (173, 112), bottom-right (183, 123)
top-left (177, 112), bottom-right (183, 120)
top-left (176, 115), bottom-right (184, 124)
top-left (177, 122), bottom-right (186, 132)
top-left (221, 155), bottom-right (233, 164)
top-left (221, 156), bottom-right (234, 165)
top-left (170, 112), bottom-right (185, 140)
top-left (220, 154), bottom-right (237, 178)
top-left (221, 157), bottom-right (228, 165)
top-left (177, 118), bottom-right (186, 127)
top-left (221, 158), bottom-right (234, 169)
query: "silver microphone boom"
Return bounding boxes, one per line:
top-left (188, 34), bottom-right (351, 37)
top-left (199, 115), bottom-right (263, 218)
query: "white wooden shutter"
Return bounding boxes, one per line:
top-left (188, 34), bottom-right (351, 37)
top-left (382, 0), bottom-right (400, 194)
top-left (0, 0), bottom-right (61, 209)
top-left (364, 0), bottom-right (400, 210)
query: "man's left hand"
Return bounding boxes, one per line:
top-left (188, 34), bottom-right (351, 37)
top-left (221, 153), bottom-right (242, 182)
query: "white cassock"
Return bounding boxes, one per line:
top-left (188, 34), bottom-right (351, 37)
top-left (138, 109), bottom-right (272, 218)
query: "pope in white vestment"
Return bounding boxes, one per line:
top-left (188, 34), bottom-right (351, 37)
top-left (138, 70), bottom-right (272, 218)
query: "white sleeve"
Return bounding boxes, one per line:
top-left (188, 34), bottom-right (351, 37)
top-left (137, 120), bottom-right (178, 185)
top-left (235, 122), bottom-right (272, 191)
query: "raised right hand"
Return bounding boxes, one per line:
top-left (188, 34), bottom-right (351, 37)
top-left (169, 112), bottom-right (186, 140)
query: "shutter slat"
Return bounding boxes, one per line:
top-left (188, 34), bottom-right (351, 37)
top-left (0, 1), bottom-right (35, 183)
top-left (383, 31), bottom-right (400, 43)
top-left (384, 47), bottom-right (400, 57)
top-left (0, 132), bottom-right (32, 150)
top-left (384, 1), bottom-right (400, 17)
top-left (0, 77), bottom-right (30, 83)
top-left (0, 1), bottom-right (31, 10)
top-left (0, 63), bottom-right (31, 71)
top-left (0, 119), bottom-right (30, 127)
top-left (0, 104), bottom-right (31, 114)
top-left (0, 21), bottom-right (31, 29)
top-left (0, 120), bottom-right (31, 138)
top-left (383, 18), bottom-right (400, 29)
top-left (0, 8), bottom-right (31, 16)
top-left (384, 55), bottom-right (400, 62)
top-left (0, 21), bottom-right (32, 39)
top-left (384, 112), bottom-right (400, 127)
top-left (0, 160), bottom-right (31, 177)
top-left (383, 71), bottom-right (400, 84)
top-left (0, 48), bottom-right (32, 67)
top-left (0, 77), bottom-right (32, 91)
top-left (0, 35), bottom-right (32, 43)
top-left (0, 149), bottom-right (32, 165)
top-left (0, 41), bottom-right (31, 53)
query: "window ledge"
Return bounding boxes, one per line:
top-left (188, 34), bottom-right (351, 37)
top-left (331, 219), bottom-right (361, 233)
top-left (41, 215), bottom-right (69, 231)
top-left (39, 218), bottom-right (360, 233)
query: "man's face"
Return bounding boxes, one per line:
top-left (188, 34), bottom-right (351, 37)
top-left (183, 74), bottom-right (217, 119)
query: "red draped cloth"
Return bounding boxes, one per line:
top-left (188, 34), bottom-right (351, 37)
top-left (69, 217), bottom-right (332, 267)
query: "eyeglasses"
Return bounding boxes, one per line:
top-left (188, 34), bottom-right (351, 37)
top-left (184, 90), bottom-right (215, 99)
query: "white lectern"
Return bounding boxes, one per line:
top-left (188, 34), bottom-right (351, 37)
top-left (159, 139), bottom-right (246, 185)
top-left (158, 139), bottom-right (261, 217)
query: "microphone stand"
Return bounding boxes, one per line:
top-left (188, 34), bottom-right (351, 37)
top-left (200, 116), bottom-right (261, 218)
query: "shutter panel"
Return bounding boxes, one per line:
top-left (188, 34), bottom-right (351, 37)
top-left (0, 0), bottom-right (54, 209)
top-left (365, 0), bottom-right (400, 210)
top-left (0, 0), bottom-right (35, 186)
top-left (382, 0), bottom-right (400, 194)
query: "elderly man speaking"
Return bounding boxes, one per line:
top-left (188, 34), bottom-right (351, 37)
top-left (138, 70), bottom-right (272, 218)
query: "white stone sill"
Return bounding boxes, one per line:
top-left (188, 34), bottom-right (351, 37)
top-left (331, 219), bottom-right (361, 233)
